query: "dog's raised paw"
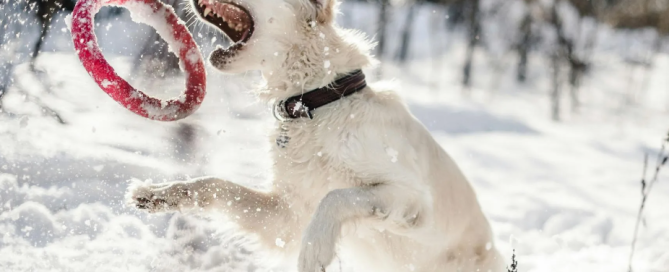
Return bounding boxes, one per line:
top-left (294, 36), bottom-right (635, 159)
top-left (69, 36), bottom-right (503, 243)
top-left (133, 194), bottom-right (168, 211)
top-left (125, 179), bottom-right (194, 213)
top-left (125, 179), bottom-right (167, 213)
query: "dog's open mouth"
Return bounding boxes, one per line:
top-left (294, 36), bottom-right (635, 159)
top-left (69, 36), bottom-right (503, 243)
top-left (193, 0), bottom-right (254, 46)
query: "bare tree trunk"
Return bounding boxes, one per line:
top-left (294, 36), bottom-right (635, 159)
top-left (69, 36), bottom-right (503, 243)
top-left (462, 0), bottom-right (480, 88)
top-left (29, 0), bottom-right (76, 70)
top-left (552, 1), bottom-right (593, 114)
top-left (570, 19), bottom-right (599, 113)
top-left (567, 18), bottom-right (584, 113)
top-left (0, 15), bottom-right (9, 110)
top-left (517, 11), bottom-right (532, 82)
top-left (377, 0), bottom-right (389, 78)
top-left (397, 2), bottom-right (418, 63)
top-left (568, 64), bottom-right (583, 112)
top-left (446, 0), bottom-right (467, 29)
top-left (430, 6), bottom-right (445, 90)
top-left (551, 53), bottom-right (562, 121)
top-left (0, 0), bottom-right (19, 113)
top-left (30, 19), bottom-right (52, 71)
top-left (549, 0), bottom-right (581, 120)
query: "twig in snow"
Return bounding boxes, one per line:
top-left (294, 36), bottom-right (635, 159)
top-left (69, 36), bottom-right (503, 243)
top-left (507, 249), bottom-right (518, 272)
top-left (628, 131), bottom-right (669, 272)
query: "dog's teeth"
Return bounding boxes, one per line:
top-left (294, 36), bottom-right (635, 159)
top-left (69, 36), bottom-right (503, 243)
top-left (204, 8), bottom-right (211, 17)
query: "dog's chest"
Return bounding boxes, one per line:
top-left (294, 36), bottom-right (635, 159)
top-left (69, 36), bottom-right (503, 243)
top-left (271, 121), bottom-right (358, 196)
top-left (272, 121), bottom-right (322, 159)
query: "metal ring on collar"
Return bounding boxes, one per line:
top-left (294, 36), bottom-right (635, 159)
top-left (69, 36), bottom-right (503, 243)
top-left (273, 100), bottom-right (290, 121)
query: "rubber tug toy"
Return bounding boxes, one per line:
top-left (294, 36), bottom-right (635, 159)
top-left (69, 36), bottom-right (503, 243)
top-left (71, 0), bottom-right (207, 121)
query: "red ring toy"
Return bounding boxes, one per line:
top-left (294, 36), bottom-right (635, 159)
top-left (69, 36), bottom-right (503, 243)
top-left (71, 0), bottom-right (206, 121)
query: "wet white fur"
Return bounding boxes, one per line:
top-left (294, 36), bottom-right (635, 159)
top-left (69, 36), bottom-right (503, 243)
top-left (127, 0), bottom-right (505, 271)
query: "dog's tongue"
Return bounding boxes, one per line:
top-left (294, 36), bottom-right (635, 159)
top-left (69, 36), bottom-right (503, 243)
top-left (71, 0), bottom-right (207, 121)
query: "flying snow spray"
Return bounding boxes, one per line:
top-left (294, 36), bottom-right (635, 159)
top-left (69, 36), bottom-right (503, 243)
top-left (70, 0), bottom-right (207, 121)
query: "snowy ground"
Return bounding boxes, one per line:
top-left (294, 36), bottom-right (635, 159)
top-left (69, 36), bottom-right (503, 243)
top-left (2, 3), bottom-right (669, 272)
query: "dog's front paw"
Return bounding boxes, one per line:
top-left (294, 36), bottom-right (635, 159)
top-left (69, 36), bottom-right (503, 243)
top-left (298, 220), bottom-right (338, 272)
top-left (125, 179), bottom-right (190, 213)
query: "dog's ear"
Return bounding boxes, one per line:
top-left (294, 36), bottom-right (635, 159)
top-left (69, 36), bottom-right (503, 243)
top-left (310, 0), bottom-right (335, 24)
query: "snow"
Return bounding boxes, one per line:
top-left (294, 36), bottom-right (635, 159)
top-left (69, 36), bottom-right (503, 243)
top-left (141, 101), bottom-right (179, 119)
top-left (276, 238), bottom-right (286, 248)
top-left (2, 50), bottom-right (667, 271)
top-left (64, 14), bottom-right (73, 31)
top-left (124, 1), bottom-right (185, 56)
top-left (1, 1), bottom-right (669, 272)
top-left (187, 47), bottom-right (202, 66)
top-left (101, 79), bottom-right (115, 88)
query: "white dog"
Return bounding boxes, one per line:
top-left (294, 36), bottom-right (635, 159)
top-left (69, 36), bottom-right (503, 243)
top-left (127, 0), bottom-right (505, 271)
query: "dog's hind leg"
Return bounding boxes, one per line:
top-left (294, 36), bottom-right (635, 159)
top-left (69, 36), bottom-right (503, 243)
top-left (127, 177), bottom-right (292, 245)
top-left (298, 184), bottom-right (426, 272)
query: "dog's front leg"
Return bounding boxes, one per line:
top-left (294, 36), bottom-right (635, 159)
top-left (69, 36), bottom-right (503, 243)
top-left (127, 177), bottom-right (287, 237)
top-left (298, 184), bottom-right (423, 272)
